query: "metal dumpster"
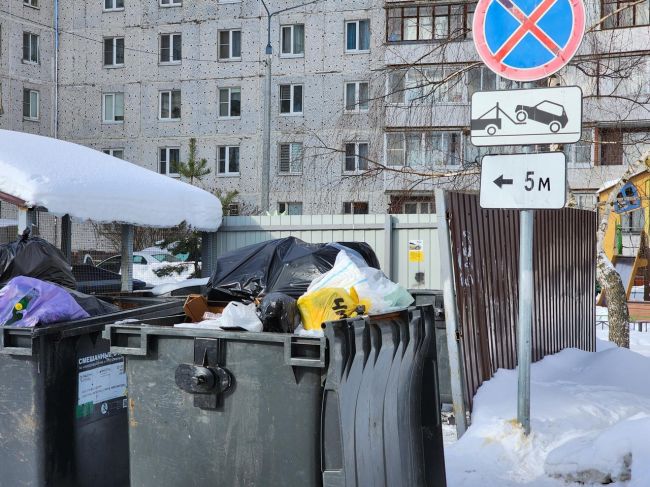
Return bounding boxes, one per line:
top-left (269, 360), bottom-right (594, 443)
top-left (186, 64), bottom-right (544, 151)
top-left (409, 289), bottom-right (452, 405)
top-left (0, 296), bottom-right (183, 487)
top-left (105, 304), bottom-right (446, 487)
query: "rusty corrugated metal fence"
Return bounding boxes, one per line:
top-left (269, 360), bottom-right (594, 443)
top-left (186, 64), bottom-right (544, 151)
top-left (447, 192), bottom-right (596, 409)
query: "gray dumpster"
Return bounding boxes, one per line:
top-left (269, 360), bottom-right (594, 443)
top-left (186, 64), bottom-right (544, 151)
top-left (410, 289), bottom-right (452, 405)
top-left (0, 296), bottom-right (183, 487)
top-left (106, 304), bottom-right (446, 487)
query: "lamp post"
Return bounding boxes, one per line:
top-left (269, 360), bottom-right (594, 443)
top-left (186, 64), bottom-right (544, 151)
top-left (259, 0), bottom-right (320, 213)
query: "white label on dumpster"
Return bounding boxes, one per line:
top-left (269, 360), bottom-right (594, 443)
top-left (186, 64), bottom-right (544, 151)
top-left (78, 354), bottom-right (127, 406)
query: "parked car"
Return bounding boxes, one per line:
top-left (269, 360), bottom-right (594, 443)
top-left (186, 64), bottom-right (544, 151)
top-left (514, 100), bottom-right (568, 133)
top-left (72, 264), bottom-right (147, 294)
top-left (97, 251), bottom-right (195, 286)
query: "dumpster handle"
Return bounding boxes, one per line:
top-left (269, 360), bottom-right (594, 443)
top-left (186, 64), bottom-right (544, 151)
top-left (0, 328), bottom-right (34, 356)
top-left (105, 326), bottom-right (148, 356)
top-left (284, 336), bottom-right (326, 368)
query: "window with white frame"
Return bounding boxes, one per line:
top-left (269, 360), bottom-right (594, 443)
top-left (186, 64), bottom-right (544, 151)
top-left (218, 30), bottom-right (241, 60)
top-left (404, 200), bottom-right (435, 214)
top-left (23, 0), bottom-right (38, 7)
top-left (104, 37), bottom-right (124, 66)
top-left (279, 143), bottom-right (303, 174)
top-left (278, 202), bottom-right (303, 215)
top-left (102, 93), bottom-right (124, 123)
top-left (279, 84), bottom-right (303, 115)
top-left (281, 24), bottom-right (304, 56)
top-left (159, 90), bottom-right (181, 120)
top-left (103, 148), bottom-right (124, 159)
top-left (160, 0), bottom-right (182, 6)
top-left (573, 192), bottom-right (597, 210)
top-left (344, 142), bottom-right (369, 172)
top-left (345, 20), bottom-right (370, 52)
top-left (343, 202), bottom-right (369, 214)
top-left (159, 147), bottom-right (180, 176)
top-left (219, 87), bottom-right (241, 118)
top-left (160, 33), bottom-right (181, 63)
top-left (386, 131), bottom-right (461, 166)
top-left (388, 67), bottom-right (464, 104)
top-left (104, 0), bottom-right (124, 11)
top-left (22, 33), bottom-right (39, 63)
top-left (345, 81), bottom-right (369, 112)
top-left (22, 89), bottom-right (39, 120)
top-left (218, 146), bottom-right (240, 175)
top-left (564, 136), bottom-right (593, 168)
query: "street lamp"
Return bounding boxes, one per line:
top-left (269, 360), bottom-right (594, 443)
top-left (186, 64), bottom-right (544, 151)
top-left (259, 0), bottom-right (320, 213)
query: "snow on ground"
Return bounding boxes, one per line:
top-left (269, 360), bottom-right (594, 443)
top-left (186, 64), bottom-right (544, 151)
top-left (445, 311), bottom-right (650, 486)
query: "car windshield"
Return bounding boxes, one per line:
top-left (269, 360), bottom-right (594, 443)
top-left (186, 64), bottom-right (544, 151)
top-left (536, 101), bottom-right (563, 116)
top-left (150, 253), bottom-right (181, 263)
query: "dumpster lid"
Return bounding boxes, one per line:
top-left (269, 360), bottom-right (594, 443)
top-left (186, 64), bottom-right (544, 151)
top-left (0, 130), bottom-right (222, 231)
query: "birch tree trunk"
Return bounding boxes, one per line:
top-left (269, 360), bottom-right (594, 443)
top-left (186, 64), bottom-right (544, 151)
top-left (597, 151), bottom-right (650, 348)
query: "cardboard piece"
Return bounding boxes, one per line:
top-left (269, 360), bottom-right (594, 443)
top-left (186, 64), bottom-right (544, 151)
top-left (183, 294), bottom-right (224, 322)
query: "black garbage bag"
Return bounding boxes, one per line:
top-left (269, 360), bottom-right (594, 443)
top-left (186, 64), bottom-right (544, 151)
top-left (0, 231), bottom-right (76, 289)
top-left (206, 237), bottom-right (379, 301)
top-left (259, 292), bottom-right (299, 333)
top-left (66, 288), bottom-right (121, 317)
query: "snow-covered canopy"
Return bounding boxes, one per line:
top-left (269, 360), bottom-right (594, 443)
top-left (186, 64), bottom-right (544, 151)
top-left (0, 130), bottom-right (222, 231)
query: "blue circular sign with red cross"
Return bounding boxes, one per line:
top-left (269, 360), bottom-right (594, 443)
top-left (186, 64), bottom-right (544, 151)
top-left (473, 0), bottom-right (585, 81)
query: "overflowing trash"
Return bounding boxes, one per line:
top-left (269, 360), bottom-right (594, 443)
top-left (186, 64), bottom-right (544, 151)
top-left (0, 231), bottom-right (76, 289)
top-left (206, 237), bottom-right (379, 301)
top-left (0, 276), bottom-right (89, 327)
top-left (178, 239), bottom-right (413, 336)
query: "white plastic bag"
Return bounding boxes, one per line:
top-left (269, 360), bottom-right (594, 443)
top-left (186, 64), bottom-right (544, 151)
top-left (306, 251), bottom-right (413, 314)
top-left (218, 302), bottom-right (263, 332)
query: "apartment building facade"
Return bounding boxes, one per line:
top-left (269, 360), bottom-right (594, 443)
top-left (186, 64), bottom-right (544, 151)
top-left (0, 0), bottom-right (648, 215)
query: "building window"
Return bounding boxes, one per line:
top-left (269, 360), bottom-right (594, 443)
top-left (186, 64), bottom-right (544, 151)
top-left (160, 33), bottom-right (181, 64)
top-left (281, 24), bottom-right (305, 56)
top-left (389, 196), bottom-right (435, 214)
top-left (160, 0), bottom-right (182, 6)
top-left (573, 192), bottom-right (597, 210)
top-left (218, 30), bottom-right (241, 60)
top-left (278, 202), bottom-right (303, 215)
top-left (386, 131), bottom-right (461, 167)
top-left (345, 20), bottom-right (370, 52)
top-left (159, 147), bottom-right (180, 176)
top-left (104, 0), bottom-right (124, 11)
top-left (102, 93), bottom-right (124, 123)
top-left (387, 4), bottom-right (475, 42)
top-left (103, 148), bottom-right (125, 159)
top-left (226, 203), bottom-right (240, 216)
top-left (564, 136), bottom-right (593, 167)
top-left (219, 87), bottom-right (241, 118)
top-left (598, 128), bottom-right (624, 166)
top-left (388, 67), bottom-right (465, 104)
top-left (218, 146), bottom-right (240, 175)
top-left (104, 37), bottom-right (125, 66)
top-left (343, 202), bottom-right (369, 215)
top-left (23, 0), bottom-right (38, 7)
top-left (279, 84), bottom-right (303, 115)
top-left (279, 143), bottom-right (303, 174)
top-left (344, 142), bottom-right (369, 172)
top-left (597, 127), bottom-right (650, 166)
top-left (159, 90), bottom-right (181, 120)
top-left (345, 82), bottom-right (369, 112)
top-left (602, 0), bottom-right (649, 28)
top-left (22, 33), bottom-right (39, 63)
top-left (22, 89), bottom-right (39, 120)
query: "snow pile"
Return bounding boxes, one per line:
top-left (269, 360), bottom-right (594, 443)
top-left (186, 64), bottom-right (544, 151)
top-left (445, 336), bottom-right (650, 486)
top-left (0, 130), bottom-right (222, 231)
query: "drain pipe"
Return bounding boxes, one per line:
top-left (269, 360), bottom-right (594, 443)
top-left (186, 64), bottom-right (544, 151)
top-left (53, 0), bottom-right (59, 138)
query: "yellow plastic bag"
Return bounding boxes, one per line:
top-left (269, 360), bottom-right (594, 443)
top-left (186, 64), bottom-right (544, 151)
top-left (297, 287), bottom-right (368, 331)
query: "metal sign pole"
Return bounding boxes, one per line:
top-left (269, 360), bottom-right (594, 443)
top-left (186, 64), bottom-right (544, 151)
top-left (517, 209), bottom-right (534, 434)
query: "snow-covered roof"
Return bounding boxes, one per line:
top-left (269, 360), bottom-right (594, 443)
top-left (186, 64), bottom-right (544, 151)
top-left (597, 169), bottom-right (648, 193)
top-left (0, 130), bottom-right (222, 231)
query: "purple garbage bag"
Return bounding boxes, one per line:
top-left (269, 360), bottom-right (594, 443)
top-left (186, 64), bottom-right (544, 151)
top-left (0, 276), bottom-right (90, 328)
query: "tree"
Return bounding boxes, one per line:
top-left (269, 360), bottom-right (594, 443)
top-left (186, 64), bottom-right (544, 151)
top-left (177, 138), bottom-right (211, 185)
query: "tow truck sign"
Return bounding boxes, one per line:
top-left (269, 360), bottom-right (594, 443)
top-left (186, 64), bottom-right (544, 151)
top-left (470, 86), bottom-right (582, 146)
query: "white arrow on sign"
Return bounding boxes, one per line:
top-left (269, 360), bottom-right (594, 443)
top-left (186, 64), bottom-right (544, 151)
top-left (471, 86), bottom-right (582, 146)
top-left (480, 152), bottom-right (567, 209)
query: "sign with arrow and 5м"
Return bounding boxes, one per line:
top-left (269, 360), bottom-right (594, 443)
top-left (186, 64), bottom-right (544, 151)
top-left (471, 86), bottom-right (582, 146)
top-left (480, 152), bottom-right (567, 209)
